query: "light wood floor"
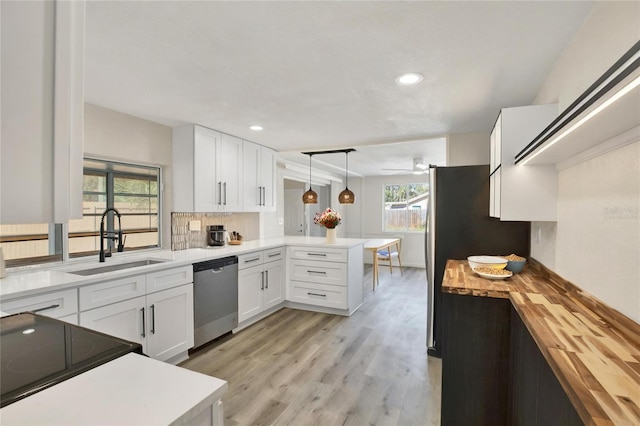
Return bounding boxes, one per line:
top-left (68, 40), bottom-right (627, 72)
top-left (181, 266), bottom-right (442, 426)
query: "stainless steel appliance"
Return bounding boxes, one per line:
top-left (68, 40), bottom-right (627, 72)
top-left (193, 256), bottom-right (238, 348)
top-left (0, 312), bottom-right (143, 407)
top-left (425, 165), bottom-right (530, 358)
top-left (206, 225), bottom-right (226, 246)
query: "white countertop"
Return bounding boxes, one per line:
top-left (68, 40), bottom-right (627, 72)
top-left (0, 353), bottom-right (228, 425)
top-left (0, 236), bottom-right (368, 301)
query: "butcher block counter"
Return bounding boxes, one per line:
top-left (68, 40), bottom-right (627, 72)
top-left (441, 259), bottom-right (640, 426)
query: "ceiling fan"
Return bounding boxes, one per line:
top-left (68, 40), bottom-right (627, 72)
top-left (382, 158), bottom-right (430, 175)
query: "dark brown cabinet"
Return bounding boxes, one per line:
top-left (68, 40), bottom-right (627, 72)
top-left (441, 293), bottom-right (583, 425)
top-left (442, 293), bottom-right (511, 425)
top-left (509, 307), bottom-right (583, 426)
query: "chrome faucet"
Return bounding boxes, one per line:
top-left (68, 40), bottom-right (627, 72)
top-left (99, 208), bottom-right (124, 262)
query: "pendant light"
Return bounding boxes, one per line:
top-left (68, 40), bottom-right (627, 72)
top-left (338, 150), bottom-right (355, 204)
top-left (302, 153), bottom-right (318, 204)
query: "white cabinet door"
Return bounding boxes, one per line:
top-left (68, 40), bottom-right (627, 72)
top-left (242, 141), bottom-right (261, 212)
top-left (0, 288), bottom-right (78, 319)
top-left (263, 261), bottom-right (284, 310)
top-left (1, 0), bottom-right (84, 223)
top-left (217, 133), bottom-right (243, 211)
top-left (194, 126), bottom-right (219, 212)
top-left (242, 141), bottom-right (276, 212)
top-left (146, 284), bottom-right (194, 362)
top-left (259, 146), bottom-right (276, 211)
top-left (238, 265), bottom-right (263, 322)
top-left (490, 105), bottom-right (558, 221)
top-left (80, 296), bottom-right (147, 352)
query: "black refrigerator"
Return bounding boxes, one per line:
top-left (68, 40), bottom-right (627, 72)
top-left (425, 165), bottom-right (530, 358)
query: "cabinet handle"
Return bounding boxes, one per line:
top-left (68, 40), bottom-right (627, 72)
top-left (307, 270), bottom-right (327, 275)
top-left (141, 307), bottom-right (146, 338)
top-left (307, 292), bottom-right (326, 297)
top-left (261, 271), bottom-right (264, 290)
top-left (307, 252), bottom-right (327, 257)
top-left (223, 182), bottom-right (227, 205)
top-left (258, 186), bottom-right (263, 206)
top-left (217, 182), bottom-right (222, 205)
top-left (31, 304), bottom-right (60, 313)
top-left (268, 252), bottom-right (281, 258)
top-left (261, 187), bottom-right (266, 206)
top-left (150, 304), bottom-right (156, 334)
top-left (244, 256), bottom-right (261, 264)
top-left (265, 270), bottom-right (269, 289)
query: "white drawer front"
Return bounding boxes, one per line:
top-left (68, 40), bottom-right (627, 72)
top-left (1, 288), bottom-right (78, 319)
top-left (290, 281), bottom-right (347, 309)
top-left (290, 260), bottom-right (347, 286)
top-left (288, 246), bottom-right (347, 263)
top-left (238, 251), bottom-right (264, 269)
top-left (146, 266), bottom-right (193, 294)
top-left (263, 247), bottom-right (285, 264)
top-left (80, 275), bottom-right (146, 311)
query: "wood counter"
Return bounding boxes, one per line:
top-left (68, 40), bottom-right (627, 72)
top-left (442, 259), bottom-right (640, 426)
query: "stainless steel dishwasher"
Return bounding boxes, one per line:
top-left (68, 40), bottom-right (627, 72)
top-left (193, 256), bottom-right (238, 348)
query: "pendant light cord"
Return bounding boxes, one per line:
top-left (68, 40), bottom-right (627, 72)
top-left (345, 152), bottom-right (349, 188)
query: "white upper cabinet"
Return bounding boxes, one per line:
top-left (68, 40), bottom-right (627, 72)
top-left (217, 133), bottom-right (243, 212)
top-left (489, 104), bottom-right (558, 221)
top-left (173, 125), bottom-right (243, 212)
top-left (1, 0), bottom-right (85, 224)
top-left (242, 141), bottom-right (276, 212)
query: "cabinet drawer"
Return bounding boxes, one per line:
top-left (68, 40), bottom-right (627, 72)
top-left (238, 251), bottom-right (264, 269)
top-left (80, 275), bottom-right (146, 311)
top-left (263, 247), bottom-right (285, 264)
top-left (146, 266), bottom-right (193, 294)
top-left (288, 246), bottom-right (347, 263)
top-left (0, 288), bottom-right (78, 319)
top-left (289, 281), bottom-right (347, 309)
top-left (290, 260), bottom-right (347, 286)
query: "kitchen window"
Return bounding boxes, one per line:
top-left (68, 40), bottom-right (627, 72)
top-left (383, 183), bottom-right (429, 233)
top-left (68, 159), bottom-right (161, 257)
top-left (0, 159), bottom-right (161, 267)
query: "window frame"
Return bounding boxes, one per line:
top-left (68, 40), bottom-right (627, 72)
top-left (68, 158), bottom-right (162, 258)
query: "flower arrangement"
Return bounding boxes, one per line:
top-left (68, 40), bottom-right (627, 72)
top-left (313, 207), bottom-right (342, 229)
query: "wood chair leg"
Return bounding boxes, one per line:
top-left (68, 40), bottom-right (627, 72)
top-left (396, 243), bottom-right (403, 276)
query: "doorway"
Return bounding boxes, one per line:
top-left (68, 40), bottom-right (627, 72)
top-left (283, 179), bottom-right (330, 236)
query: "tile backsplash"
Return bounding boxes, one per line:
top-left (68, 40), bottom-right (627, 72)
top-left (171, 212), bottom-right (259, 250)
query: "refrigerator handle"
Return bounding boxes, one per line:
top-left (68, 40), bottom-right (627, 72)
top-left (426, 167), bottom-right (436, 351)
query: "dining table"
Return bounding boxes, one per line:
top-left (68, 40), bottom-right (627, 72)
top-left (363, 238), bottom-right (402, 291)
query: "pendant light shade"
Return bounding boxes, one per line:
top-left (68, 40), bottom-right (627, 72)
top-left (339, 150), bottom-right (355, 204)
top-left (302, 153), bottom-right (318, 204)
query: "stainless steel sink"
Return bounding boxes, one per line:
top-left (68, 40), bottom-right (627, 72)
top-left (69, 259), bottom-right (167, 276)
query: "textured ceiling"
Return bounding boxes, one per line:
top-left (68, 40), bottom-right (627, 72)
top-left (84, 1), bottom-right (594, 176)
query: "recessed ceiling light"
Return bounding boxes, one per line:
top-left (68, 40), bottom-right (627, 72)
top-left (395, 73), bottom-right (424, 85)
top-left (249, 125), bottom-right (263, 131)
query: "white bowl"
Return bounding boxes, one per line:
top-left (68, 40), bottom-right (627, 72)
top-left (467, 255), bottom-right (508, 270)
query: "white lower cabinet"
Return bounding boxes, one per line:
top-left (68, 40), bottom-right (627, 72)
top-left (237, 247), bottom-right (284, 323)
top-left (287, 244), bottom-right (363, 315)
top-left (145, 284), bottom-right (194, 361)
top-left (80, 296), bottom-right (146, 348)
top-left (79, 266), bottom-right (194, 362)
top-left (0, 288), bottom-right (78, 320)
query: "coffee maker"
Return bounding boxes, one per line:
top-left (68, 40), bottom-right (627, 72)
top-left (206, 225), bottom-right (226, 246)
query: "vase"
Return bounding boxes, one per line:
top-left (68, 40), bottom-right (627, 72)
top-left (325, 227), bottom-right (337, 244)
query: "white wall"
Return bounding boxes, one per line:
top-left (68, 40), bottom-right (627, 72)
top-left (530, 1), bottom-right (640, 322)
top-left (447, 132), bottom-right (490, 166)
top-left (359, 174), bottom-right (429, 268)
top-left (84, 103), bottom-right (173, 248)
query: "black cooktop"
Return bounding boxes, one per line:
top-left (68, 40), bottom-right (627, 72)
top-left (0, 312), bottom-right (143, 408)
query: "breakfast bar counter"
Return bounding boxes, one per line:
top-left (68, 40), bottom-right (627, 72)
top-left (441, 259), bottom-right (640, 426)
